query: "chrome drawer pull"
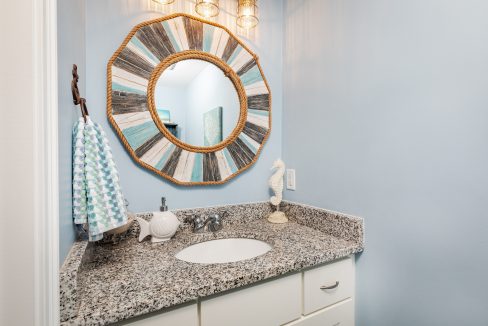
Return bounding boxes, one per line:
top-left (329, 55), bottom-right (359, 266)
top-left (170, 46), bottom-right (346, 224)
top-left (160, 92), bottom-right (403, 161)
top-left (320, 281), bottom-right (339, 290)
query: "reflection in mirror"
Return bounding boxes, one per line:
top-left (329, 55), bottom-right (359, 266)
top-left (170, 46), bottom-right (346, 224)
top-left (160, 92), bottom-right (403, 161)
top-left (154, 59), bottom-right (240, 147)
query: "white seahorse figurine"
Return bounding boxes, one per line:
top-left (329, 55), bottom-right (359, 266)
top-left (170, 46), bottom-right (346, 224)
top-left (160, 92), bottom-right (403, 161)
top-left (267, 159), bottom-right (288, 224)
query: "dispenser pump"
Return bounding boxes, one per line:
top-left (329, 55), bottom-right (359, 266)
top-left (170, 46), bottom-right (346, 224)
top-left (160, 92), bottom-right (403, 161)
top-left (160, 197), bottom-right (168, 212)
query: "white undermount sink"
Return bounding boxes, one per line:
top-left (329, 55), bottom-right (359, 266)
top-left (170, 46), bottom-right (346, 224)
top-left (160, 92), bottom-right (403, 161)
top-left (175, 238), bottom-right (272, 264)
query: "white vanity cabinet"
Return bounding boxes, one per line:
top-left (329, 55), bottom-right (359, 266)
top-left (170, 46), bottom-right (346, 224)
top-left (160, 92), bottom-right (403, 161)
top-left (123, 256), bottom-right (355, 326)
top-left (119, 303), bottom-right (198, 326)
top-left (286, 299), bottom-right (354, 326)
top-left (302, 256), bottom-right (355, 315)
top-left (287, 256), bottom-right (355, 326)
top-left (201, 273), bottom-right (302, 326)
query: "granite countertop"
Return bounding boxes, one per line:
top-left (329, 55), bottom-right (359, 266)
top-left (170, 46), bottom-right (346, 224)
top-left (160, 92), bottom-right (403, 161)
top-left (60, 201), bottom-right (364, 326)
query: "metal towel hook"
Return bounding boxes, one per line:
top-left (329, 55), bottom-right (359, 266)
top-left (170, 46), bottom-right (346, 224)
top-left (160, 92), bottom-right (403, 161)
top-left (71, 64), bottom-right (89, 122)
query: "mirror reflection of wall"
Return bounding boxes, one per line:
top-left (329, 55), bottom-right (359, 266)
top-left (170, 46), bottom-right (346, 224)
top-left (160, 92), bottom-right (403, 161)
top-left (154, 59), bottom-right (240, 147)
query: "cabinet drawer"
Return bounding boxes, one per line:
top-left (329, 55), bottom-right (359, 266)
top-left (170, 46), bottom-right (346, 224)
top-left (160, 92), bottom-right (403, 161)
top-left (303, 257), bottom-right (354, 315)
top-left (201, 273), bottom-right (301, 326)
top-left (284, 299), bottom-right (354, 326)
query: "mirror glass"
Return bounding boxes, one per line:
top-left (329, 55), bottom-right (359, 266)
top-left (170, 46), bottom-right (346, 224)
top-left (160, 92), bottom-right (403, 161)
top-left (154, 59), bottom-right (240, 147)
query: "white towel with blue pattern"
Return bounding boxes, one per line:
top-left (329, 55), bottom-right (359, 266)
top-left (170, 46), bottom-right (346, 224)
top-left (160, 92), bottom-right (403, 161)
top-left (72, 117), bottom-right (127, 241)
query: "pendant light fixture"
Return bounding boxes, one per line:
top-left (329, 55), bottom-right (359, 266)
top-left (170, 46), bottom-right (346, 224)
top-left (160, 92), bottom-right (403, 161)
top-left (195, 0), bottom-right (220, 18)
top-left (237, 0), bottom-right (258, 29)
top-left (152, 0), bottom-right (175, 4)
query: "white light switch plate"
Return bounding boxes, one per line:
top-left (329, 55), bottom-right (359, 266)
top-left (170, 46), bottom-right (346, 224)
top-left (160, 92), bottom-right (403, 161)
top-left (286, 169), bottom-right (296, 190)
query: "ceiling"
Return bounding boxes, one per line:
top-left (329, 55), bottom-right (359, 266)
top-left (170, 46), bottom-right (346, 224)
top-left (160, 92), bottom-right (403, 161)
top-left (156, 59), bottom-right (210, 88)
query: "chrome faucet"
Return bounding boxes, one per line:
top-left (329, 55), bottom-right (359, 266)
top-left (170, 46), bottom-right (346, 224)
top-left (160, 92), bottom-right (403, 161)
top-left (185, 211), bottom-right (227, 233)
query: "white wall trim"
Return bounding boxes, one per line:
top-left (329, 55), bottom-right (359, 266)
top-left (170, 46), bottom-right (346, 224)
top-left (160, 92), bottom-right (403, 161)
top-left (33, 0), bottom-right (59, 324)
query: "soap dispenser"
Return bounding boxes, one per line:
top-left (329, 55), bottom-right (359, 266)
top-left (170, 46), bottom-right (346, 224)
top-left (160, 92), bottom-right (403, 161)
top-left (135, 197), bottom-right (180, 243)
top-left (160, 197), bottom-right (168, 212)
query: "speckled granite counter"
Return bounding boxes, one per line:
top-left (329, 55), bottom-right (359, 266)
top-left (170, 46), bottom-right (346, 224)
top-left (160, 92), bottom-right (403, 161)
top-left (60, 201), bottom-right (364, 325)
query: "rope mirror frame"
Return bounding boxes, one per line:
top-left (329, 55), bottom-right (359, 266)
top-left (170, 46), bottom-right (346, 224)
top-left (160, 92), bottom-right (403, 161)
top-left (107, 13), bottom-right (271, 186)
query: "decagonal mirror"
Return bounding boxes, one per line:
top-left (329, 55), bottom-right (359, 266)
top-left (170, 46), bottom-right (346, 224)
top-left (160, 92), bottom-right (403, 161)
top-left (108, 13), bottom-right (271, 185)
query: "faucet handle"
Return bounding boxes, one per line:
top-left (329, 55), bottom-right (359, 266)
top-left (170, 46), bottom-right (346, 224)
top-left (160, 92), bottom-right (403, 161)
top-left (184, 213), bottom-right (201, 223)
top-left (207, 221), bottom-right (222, 232)
top-left (183, 213), bottom-right (195, 223)
top-left (206, 211), bottom-right (226, 232)
top-left (184, 213), bottom-right (206, 232)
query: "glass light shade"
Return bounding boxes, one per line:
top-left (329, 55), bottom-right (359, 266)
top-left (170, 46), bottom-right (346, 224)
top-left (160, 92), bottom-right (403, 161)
top-left (237, 0), bottom-right (258, 29)
top-left (195, 0), bottom-right (220, 18)
top-left (152, 0), bottom-right (175, 4)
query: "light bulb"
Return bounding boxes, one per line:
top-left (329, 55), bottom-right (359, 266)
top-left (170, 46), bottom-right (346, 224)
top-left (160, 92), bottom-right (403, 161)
top-left (152, 0), bottom-right (175, 4)
top-left (237, 0), bottom-right (258, 29)
top-left (195, 0), bottom-right (219, 18)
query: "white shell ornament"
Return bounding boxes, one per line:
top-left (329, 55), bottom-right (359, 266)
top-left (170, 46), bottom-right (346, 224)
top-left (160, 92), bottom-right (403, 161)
top-left (136, 212), bottom-right (180, 243)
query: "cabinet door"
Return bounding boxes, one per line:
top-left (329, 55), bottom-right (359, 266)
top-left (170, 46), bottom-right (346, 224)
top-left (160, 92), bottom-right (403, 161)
top-left (285, 299), bottom-right (354, 326)
top-left (303, 257), bottom-right (354, 315)
top-left (201, 273), bottom-right (301, 326)
top-left (119, 303), bottom-right (198, 326)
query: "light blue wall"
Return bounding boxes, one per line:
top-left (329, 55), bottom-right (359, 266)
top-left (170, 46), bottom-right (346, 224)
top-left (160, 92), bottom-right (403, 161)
top-left (84, 0), bottom-right (283, 212)
top-left (58, 0), bottom-right (85, 264)
top-left (185, 64), bottom-right (240, 146)
top-left (283, 0), bottom-right (488, 325)
top-left (154, 86), bottom-right (187, 141)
